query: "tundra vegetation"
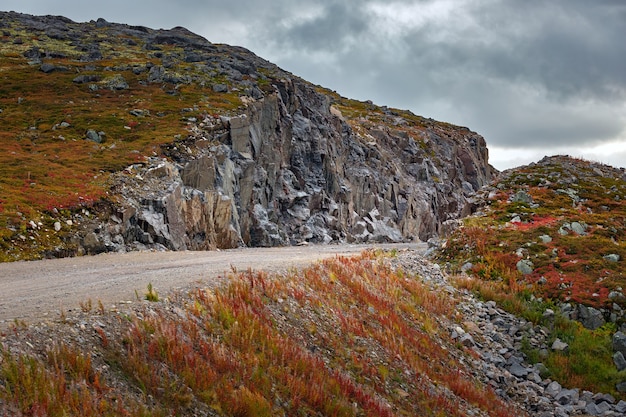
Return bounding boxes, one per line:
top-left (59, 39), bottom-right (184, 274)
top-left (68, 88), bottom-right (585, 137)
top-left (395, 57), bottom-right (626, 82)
top-left (0, 253), bottom-right (522, 416)
top-left (437, 156), bottom-right (626, 396)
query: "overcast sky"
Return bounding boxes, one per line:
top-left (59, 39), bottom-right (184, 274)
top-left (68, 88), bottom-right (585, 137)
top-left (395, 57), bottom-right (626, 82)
top-left (4, 1), bottom-right (626, 170)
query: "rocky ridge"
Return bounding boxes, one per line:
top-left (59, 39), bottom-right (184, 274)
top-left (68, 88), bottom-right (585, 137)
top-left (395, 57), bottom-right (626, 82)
top-left (393, 251), bottom-right (626, 416)
top-left (0, 11), bottom-right (492, 259)
top-left (434, 155), bottom-right (626, 404)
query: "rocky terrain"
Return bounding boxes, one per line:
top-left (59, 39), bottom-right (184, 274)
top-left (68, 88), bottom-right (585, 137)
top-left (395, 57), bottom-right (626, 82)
top-left (436, 155), bottom-right (626, 407)
top-left (2, 11), bottom-right (626, 417)
top-left (0, 11), bottom-right (493, 261)
top-left (3, 249), bottom-right (626, 416)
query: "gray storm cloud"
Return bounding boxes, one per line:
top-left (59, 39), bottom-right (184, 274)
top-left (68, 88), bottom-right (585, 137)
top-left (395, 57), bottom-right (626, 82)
top-left (3, 0), bottom-right (626, 168)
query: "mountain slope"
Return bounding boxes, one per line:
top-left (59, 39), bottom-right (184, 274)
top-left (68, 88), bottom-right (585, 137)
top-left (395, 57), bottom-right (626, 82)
top-left (0, 12), bottom-right (492, 261)
top-left (436, 155), bottom-right (626, 396)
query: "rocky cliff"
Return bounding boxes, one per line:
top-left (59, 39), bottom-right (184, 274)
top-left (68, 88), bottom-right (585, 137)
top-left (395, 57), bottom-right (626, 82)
top-left (0, 12), bottom-right (494, 257)
top-left (102, 81), bottom-right (493, 253)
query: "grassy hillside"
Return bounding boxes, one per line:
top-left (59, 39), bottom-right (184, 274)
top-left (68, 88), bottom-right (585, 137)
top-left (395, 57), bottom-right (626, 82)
top-left (0, 18), bottom-right (250, 260)
top-left (436, 155), bottom-right (626, 394)
top-left (0, 13), bottom-right (470, 262)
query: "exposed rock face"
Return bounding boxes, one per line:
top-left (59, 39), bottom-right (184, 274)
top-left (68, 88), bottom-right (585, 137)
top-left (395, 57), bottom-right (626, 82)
top-left (0, 11), bottom-right (494, 253)
top-left (100, 78), bottom-right (493, 252)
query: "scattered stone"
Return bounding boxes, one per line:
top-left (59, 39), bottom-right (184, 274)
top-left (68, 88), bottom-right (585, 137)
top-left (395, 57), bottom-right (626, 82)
top-left (555, 388), bottom-right (579, 405)
top-left (604, 254), bottom-right (621, 263)
top-left (578, 304), bottom-right (605, 330)
top-left (509, 361), bottom-right (529, 377)
top-left (539, 234), bottom-right (552, 243)
top-left (458, 333), bottom-right (475, 347)
top-left (593, 392), bottom-right (616, 404)
top-left (54, 221), bottom-right (61, 232)
top-left (551, 338), bottom-right (569, 351)
top-left (73, 74), bottom-right (100, 84)
top-left (129, 109), bottom-right (150, 117)
top-left (103, 74), bottom-right (129, 90)
top-left (510, 190), bottom-right (533, 205)
top-left (543, 308), bottom-right (555, 320)
top-left (40, 62), bottom-right (63, 73)
top-left (85, 129), bottom-right (105, 143)
top-left (614, 352), bottom-right (626, 371)
top-left (212, 83), bottom-right (229, 93)
top-left (613, 331), bottom-right (626, 356)
top-left (516, 259), bottom-right (534, 275)
top-left (586, 401), bottom-right (612, 416)
top-left (460, 262), bottom-right (473, 273)
top-left (570, 221), bottom-right (587, 235)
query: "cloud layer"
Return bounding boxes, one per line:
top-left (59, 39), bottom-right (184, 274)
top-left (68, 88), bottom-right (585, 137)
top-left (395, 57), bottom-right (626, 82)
top-left (4, 0), bottom-right (626, 169)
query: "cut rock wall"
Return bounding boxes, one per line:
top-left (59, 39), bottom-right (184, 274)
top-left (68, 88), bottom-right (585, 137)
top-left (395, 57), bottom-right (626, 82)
top-left (95, 78), bottom-right (493, 252)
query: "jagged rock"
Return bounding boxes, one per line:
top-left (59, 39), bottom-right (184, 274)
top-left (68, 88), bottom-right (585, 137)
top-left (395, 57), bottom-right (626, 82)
top-left (613, 331), bottom-right (626, 356)
top-left (103, 74), bottom-right (129, 90)
top-left (578, 304), bottom-right (605, 330)
top-left (95, 77), bottom-right (493, 252)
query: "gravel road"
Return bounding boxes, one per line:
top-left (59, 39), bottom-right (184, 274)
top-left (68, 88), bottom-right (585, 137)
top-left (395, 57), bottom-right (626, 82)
top-left (0, 243), bottom-right (424, 327)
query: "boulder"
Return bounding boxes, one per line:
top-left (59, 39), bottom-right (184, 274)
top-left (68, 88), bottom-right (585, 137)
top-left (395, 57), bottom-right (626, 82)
top-left (578, 304), bottom-right (605, 330)
top-left (85, 129), bottom-right (104, 143)
top-left (555, 388), bottom-right (579, 406)
top-left (103, 74), bottom-right (129, 90)
top-left (570, 221), bottom-right (587, 235)
top-left (551, 339), bottom-right (568, 351)
top-left (516, 259), bottom-right (534, 275)
top-left (510, 190), bottom-right (533, 205)
top-left (613, 331), bottom-right (626, 356)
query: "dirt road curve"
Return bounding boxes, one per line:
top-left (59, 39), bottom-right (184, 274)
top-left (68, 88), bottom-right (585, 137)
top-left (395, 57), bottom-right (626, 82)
top-left (0, 243), bottom-right (424, 326)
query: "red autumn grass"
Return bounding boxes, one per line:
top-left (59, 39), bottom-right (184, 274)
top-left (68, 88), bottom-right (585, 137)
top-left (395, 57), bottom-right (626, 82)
top-left (2, 253), bottom-right (525, 416)
top-left (438, 156), bottom-right (626, 397)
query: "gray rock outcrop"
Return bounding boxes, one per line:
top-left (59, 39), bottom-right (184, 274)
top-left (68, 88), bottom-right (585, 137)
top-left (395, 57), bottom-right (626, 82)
top-left (97, 78), bottom-right (493, 252)
top-left (0, 11), bottom-right (494, 254)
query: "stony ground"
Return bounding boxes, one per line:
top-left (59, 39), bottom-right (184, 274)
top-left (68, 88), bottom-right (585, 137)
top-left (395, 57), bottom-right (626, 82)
top-left (2, 248), bottom-right (626, 416)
